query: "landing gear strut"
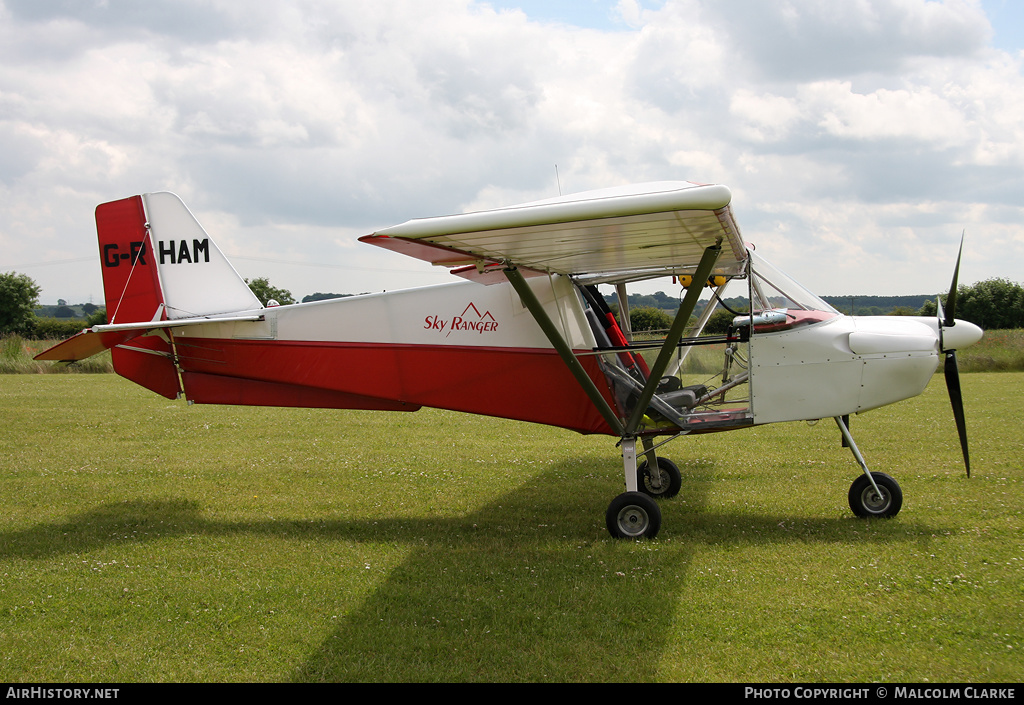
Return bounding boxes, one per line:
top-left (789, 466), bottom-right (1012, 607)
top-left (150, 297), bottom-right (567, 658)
top-left (607, 437), bottom-right (674, 539)
top-left (835, 416), bottom-right (903, 519)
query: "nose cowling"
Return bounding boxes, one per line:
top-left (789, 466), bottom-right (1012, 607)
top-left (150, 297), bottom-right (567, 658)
top-left (941, 318), bottom-right (983, 352)
top-left (906, 316), bottom-right (983, 353)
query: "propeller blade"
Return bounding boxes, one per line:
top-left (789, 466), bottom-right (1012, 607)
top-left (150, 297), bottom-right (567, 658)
top-left (944, 350), bottom-right (970, 477)
top-left (944, 232), bottom-right (964, 328)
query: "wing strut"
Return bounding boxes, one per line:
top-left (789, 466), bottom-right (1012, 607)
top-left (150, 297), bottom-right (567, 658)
top-left (503, 266), bottom-right (625, 437)
top-left (623, 243), bottom-right (722, 435)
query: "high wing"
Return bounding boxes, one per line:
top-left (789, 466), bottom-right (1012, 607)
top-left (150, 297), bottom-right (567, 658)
top-left (359, 181), bottom-right (748, 284)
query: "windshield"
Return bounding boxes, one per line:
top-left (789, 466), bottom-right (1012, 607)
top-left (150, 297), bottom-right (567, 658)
top-left (748, 249), bottom-right (838, 314)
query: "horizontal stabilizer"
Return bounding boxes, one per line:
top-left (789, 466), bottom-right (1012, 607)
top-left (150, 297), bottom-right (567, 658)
top-left (34, 314), bottom-right (264, 362)
top-left (33, 329), bottom-right (131, 362)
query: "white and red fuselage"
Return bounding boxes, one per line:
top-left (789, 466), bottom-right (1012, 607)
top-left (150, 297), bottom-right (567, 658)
top-left (41, 190), bottom-right (981, 441)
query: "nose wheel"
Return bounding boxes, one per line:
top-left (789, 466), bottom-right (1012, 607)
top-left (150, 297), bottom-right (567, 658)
top-left (848, 472), bottom-right (903, 518)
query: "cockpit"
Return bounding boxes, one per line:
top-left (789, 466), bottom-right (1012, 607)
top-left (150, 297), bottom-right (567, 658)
top-left (579, 246), bottom-right (841, 434)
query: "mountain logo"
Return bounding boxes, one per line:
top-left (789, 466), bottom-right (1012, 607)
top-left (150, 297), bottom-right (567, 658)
top-left (423, 303), bottom-right (499, 338)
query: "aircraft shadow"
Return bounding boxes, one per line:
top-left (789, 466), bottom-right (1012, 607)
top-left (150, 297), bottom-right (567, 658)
top-left (0, 459), bottom-right (927, 682)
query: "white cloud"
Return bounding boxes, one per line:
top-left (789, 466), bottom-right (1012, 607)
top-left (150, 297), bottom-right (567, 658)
top-left (729, 90), bottom-right (803, 142)
top-left (698, 0), bottom-right (991, 80)
top-left (0, 0), bottom-right (1022, 304)
top-left (806, 82), bottom-right (968, 142)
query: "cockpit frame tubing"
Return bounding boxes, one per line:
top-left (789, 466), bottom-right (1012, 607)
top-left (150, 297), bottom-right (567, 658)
top-left (623, 243), bottom-right (722, 436)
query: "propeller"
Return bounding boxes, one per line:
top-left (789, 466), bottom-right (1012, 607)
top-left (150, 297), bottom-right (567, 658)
top-left (937, 233), bottom-right (971, 477)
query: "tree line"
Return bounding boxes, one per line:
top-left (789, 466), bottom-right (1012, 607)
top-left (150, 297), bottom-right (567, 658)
top-left (1, 273), bottom-right (107, 339)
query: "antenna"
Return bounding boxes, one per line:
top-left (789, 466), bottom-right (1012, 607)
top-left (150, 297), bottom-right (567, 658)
top-left (555, 164), bottom-right (562, 196)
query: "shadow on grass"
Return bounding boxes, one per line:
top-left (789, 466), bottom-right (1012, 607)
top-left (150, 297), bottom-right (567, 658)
top-left (0, 460), bottom-right (928, 682)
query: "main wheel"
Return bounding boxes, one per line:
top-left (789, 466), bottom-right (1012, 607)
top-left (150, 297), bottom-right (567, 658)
top-left (638, 457), bottom-right (682, 499)
top-left (606, 492), bottom-right (662, 539)
top-left (848, 472), bottom-right (903, 518)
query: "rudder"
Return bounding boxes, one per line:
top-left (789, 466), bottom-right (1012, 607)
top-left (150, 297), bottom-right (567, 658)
top-left (40, 193), bottom-right (263, 402)
top-left (95, 195), bottom-right (180, 398)
top-left (97, 196), bottom-right (165, 325)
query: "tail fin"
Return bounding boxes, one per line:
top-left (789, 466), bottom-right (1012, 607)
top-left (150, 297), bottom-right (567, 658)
top-left (38, 192), bottom-right (262, 399)
top-left (102, 192), bottom-right (261, 323)
top-left (140, 192), bottom-right (262, 320)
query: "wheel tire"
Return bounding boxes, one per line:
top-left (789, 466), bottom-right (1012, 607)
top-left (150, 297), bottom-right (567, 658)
top-left (638, 457), bottom-right (682, 499)
top-left (606, 492), bottom-right (662, 539)
top-left (848, 472), bottom-right (903, 518)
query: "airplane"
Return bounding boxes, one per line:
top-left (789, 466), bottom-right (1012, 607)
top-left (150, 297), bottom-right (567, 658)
top-left (36, 182), bottom-right (983, 539)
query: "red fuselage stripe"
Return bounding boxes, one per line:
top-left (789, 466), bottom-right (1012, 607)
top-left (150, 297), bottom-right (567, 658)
top-left (175, 338), bottom-right (620, 435)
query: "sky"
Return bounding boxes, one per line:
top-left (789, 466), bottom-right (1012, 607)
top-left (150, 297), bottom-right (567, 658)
top-left (2, 0), bottom-right (1023, 306)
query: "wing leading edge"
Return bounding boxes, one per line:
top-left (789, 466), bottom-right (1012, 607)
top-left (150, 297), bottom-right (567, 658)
top-left (360, 181), bottom-right (748, 283)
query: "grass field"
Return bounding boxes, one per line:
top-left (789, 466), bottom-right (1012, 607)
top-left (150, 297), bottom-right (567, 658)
top-left (0, 374), bottom-right (1021, 682)
top-left (957, 329), bottom-right (1024, 372)
top-left (1, 336), bottom-right (111, 375)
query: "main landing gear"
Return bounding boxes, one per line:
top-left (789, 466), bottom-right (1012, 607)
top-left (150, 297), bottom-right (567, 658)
top-left (836, 416), bottom-right (903, 519)
top-left (605, 419), bottom-right (906, 538)
top-left (638, 456), bottom-right (682, 499)
top-left (606, 418), bottom-right (906, 538)
top-left (606, 437), bottom-right (682, 539)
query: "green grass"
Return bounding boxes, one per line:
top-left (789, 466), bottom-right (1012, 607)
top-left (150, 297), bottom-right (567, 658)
top-left (957, 329), bottom-right (1024, 372)
top-left (0, 374), bottom-right (1020, 682)
top-left (1, 335), bottom-right (112, 374)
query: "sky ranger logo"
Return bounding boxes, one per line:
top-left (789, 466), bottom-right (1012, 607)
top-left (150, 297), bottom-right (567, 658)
top-left (424, 303), bottom-right (499, 338)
